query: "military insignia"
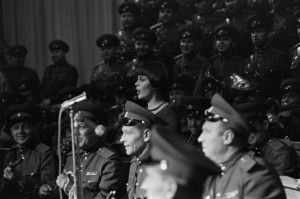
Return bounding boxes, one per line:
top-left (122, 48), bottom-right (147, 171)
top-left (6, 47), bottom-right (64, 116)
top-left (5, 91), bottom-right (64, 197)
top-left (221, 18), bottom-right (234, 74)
top-left (86, 172), bottom-right (97, 176)
top-left (225, 190), bottom-right (239, 198)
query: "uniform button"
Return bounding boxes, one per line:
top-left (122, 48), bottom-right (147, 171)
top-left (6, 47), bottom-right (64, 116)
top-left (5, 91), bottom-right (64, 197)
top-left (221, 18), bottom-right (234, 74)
top-left (139, 169), bottom-right (143, 173)
top-left (31, 172), bottom-right (34, 176)
top-left (136, 183), bottom-right (138, 186)
top-left (88, 180), bottom-right (91, 183)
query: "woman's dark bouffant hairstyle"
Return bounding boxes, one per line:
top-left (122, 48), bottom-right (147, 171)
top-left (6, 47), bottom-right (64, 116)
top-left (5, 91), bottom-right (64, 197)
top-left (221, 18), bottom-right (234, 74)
top-left (136, 61), bottom-right (171, 99)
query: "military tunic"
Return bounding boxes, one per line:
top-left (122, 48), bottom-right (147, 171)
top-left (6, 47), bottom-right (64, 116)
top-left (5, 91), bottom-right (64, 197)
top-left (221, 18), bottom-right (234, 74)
top-left (3, 65), bottom-right (40, 93)
top-left (261, 139), bottom-right (299, 178)
top-left (63, 144), bottom-right (127, 199)
top-left (194, 52), bottom-right (243, 97)
top-left (173, 54), bottom-right (206, 85)
top-left (155, 21), bottom-right (181, 58)
top-left (202, 151), bottom-right (286, 199)
top-left (117, 28), bottom-right (137, 62)
top-left (41, 59), bottom-right (78, 100)
top-left (0, 143), bottom-right (57, 199)
top-left (91, 60), bottom-right (126, 90)
top-left (240, 46), bottom-right (291, 99)
top-left (127, 148), bottom-right (151, 199)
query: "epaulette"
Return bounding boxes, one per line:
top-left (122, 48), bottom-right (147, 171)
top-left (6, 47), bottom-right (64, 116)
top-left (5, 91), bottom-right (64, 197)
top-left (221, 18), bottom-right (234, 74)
top-left (96, 146), bottom-right (115, 159)
top-left (93, 61), bottom-right (105, 70)
top-left (266, 139), bottom-right (286, 151)
top-left (270, 48), bottom-right (285, 56)
top-left (174, 54), bottom-right (183, 60)
top-left (35, 143), bottom-right (51, 154)
top-left (239, 153), bottom-right (256, 172)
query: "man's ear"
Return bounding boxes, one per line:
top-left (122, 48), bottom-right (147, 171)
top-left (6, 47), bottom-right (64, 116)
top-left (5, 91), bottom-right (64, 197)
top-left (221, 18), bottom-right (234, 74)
top-left (223, 129), bottom-right (235, 145)
top-left (143, 129), bottom-right (151, 142)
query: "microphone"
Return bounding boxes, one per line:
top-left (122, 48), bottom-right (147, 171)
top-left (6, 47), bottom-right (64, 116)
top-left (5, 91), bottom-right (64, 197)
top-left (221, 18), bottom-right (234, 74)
top-left (61, 92), bottom-right (87, 109)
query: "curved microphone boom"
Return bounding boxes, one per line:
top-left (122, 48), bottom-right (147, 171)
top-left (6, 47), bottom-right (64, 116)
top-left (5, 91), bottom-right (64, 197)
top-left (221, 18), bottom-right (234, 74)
top-left (61, 92), bottom-right (87, 109)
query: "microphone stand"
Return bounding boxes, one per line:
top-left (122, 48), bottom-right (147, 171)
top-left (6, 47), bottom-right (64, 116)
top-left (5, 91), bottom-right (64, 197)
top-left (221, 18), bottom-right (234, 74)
top-left (69, 108), bottom-right (83, 199)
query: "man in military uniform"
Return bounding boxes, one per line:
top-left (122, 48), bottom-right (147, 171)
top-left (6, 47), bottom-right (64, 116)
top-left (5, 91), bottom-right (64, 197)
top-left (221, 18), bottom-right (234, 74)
top-left (267, 0), bottom-right (298, 52)
top-left (3, 45), bottom-right (40, 93)
top-left (194, 24), bottom-right (243, 97)
top-left (117, 1), bottom-right (141, 62)
top-left (140, 124), bottom-right (220, 199)
top-left (119, 100), bottom-right (167, 199)
top-left (192, 0), bottom-right (223, 58)
top-left (154, 0), bottom-right (182, 58)
top-left (241, 14), bottom-right (291, 100)
top-left (40, 40), bottom-right (78, 107)
top-left (279, 78), bottom-right (300, 141)
top-left (179, 96), bottom-right (210, 147)
top-left (222, 0), bottom-right (253, 57)
top-left (56, 101), bottom-right (127, 199)
top-left (125, 27), bottom-right (166, 78)
top-left (236, 102), bottom-right (299, 178)
top-left (91, 34), bottom-right (126, 90)
top-left (0, 104), bottom-right (57, 199)
top-left (198, 93), bottom-right (286, 199)
top-left (173, 24), bottom-right (206, 85)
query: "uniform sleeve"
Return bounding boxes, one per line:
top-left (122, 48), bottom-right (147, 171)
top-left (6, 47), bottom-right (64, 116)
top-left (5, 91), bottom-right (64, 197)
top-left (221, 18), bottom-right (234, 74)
top-left (65, 66), bottom-right (78, 87)
top-left (243, 160), bottom-right (287, 199)
top-left (40, 150), bottom-right (57, 185)
top-left (95, 155), bottom-right (127, 199)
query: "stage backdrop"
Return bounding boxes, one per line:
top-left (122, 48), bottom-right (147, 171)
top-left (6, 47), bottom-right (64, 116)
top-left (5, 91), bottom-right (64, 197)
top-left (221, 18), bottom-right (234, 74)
top-left (1, 0), bottom-right (124, 85)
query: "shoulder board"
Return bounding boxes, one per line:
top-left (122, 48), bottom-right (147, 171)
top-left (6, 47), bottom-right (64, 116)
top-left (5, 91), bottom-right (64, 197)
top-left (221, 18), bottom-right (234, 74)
top-left (96, 146), bottom-right (115, 159)
top-left (267, 139), bottom-right (286, 151)
top-left (93, 62), bottom-right (105, 69)
top-left (288, 43), bottom-right (300, 53)
top-left (35, 143), bottom-right (50, 154)
top-left (174, 54), bottom-right (183, 60)
top-left (270, 48), bottom-right (285, 56)
top-left (239, 153), bottom-right (256, 172)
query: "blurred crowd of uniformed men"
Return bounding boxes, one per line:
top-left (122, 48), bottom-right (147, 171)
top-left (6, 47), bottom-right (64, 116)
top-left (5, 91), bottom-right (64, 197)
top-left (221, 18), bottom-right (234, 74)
top-left (1, 0), bottom-right (300, 199)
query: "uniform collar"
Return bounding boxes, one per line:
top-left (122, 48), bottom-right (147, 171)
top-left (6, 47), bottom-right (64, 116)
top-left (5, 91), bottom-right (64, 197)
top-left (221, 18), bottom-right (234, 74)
top-left (218, 150), bottom-right (245, 174)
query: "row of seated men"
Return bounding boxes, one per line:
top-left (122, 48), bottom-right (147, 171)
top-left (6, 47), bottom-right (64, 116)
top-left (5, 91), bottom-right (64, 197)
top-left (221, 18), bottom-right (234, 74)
top-left (0, 90), bottom-right (298, 199)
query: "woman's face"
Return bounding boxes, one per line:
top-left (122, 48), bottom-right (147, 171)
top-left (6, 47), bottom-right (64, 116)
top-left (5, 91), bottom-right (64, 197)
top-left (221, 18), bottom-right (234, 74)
top-left (135, 75), bottom-right (156, 101)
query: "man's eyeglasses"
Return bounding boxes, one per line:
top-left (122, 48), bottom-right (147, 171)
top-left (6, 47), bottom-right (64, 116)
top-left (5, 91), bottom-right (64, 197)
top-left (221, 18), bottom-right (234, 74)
top-left (204, 109), bottom-right (229, 123)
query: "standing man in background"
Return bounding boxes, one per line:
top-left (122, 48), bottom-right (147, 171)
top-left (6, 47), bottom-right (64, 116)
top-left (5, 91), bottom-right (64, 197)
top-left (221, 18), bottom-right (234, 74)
top-left (40, 40), bottom-right (78, 106)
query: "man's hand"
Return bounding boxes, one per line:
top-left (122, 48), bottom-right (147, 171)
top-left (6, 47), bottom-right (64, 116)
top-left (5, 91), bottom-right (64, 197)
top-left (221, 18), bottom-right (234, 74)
top-left (3, 167), bottom-right (14, 180)
top-left (56, 173), bottom-right (68, 189)
top-left (39, 184), bottom-right (53, 197)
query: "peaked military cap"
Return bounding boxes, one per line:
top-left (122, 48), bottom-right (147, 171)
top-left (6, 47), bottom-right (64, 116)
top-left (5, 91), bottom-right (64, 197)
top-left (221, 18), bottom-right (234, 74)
top-left (280, 78), bottom-right (300, 94)
top-left (118, 2), bottom-right (141, 16)
top-left (246, 14), bottom-right (273, 32)
top-left (205, 93), bottom-right (250, 136)
top-left (96, 34), bottom-right (120, 48)
top-left (4, 103), bottom-right (41, 127)
top-left (122, 101), bottom-right (167, 127)
top-left (157, 0), bottom-right (179, 11)
top-left (49, 40), bottom-right (69, 52)
top-left (7, 45), bottom-right (28, 57)
top-left (72, 101), bottom-right (107, 126)
top-left (150, 125), bottom-right (221, 185)
top-left (214, 24), bottom-right (240, 41)
top-left (133, 28), bottom-right (157, 44)
top-left (178, 24), bottom-right (202, 41)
